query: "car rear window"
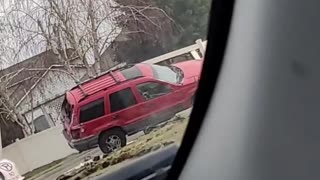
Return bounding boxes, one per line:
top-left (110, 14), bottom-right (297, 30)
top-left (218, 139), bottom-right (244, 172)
top-left (61, 98), bottom-right (73, 124)
top-left (109, 88), bottom-right (137, 113)
top-left (79, 98), bottom-right (105, 123)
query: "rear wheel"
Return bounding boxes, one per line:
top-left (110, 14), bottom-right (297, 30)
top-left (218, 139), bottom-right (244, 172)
top-left (99, 129), bottom-right (126, 154)
top-left (143, 127), bottom-right (153, 134)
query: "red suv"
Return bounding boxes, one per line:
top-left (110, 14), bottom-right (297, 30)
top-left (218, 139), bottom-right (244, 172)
top-left (61, 60), bottom-right (203, 153)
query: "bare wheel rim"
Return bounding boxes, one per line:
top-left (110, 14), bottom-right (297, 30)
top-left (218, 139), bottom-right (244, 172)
top-left (105, 135), bottom-right (121, 152)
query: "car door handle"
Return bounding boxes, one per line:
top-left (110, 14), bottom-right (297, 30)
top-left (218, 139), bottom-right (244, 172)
top-left (112, 114), bottom-right (119, 120)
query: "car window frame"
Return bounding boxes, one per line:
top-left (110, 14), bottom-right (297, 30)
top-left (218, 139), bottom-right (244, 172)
top-left (135, 80), bottom-right (174, 101)
top-left (79, 97), bottom-right (106, 124)
top-left (107, 86), bottom-right (139, 113)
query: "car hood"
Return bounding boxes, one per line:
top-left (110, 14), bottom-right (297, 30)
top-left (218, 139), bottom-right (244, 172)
top-left (173, 60), bottom-right (203, 84)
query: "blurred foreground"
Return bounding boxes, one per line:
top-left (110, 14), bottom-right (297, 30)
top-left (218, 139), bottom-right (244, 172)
top-left (26, 109), bottom-right (191, 180)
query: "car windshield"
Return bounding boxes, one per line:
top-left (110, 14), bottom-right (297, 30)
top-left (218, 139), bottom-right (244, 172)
top-left (0, 0), bottom-right (210, 179)
top-left (151, 64), bottom-right (184, 84)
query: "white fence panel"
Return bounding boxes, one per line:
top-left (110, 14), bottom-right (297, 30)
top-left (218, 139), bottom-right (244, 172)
top-left (2, 125), bottom-right (76, 174)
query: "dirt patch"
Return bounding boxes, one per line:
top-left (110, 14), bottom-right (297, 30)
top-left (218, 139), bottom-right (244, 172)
top-left (59, 115), bottom-right (188, 180)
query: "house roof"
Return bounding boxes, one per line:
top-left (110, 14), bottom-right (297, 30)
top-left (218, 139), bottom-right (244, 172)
top-left (0, 49), bottom-right (84, 105)
top-left (0, 49), bottom-right (78, 86)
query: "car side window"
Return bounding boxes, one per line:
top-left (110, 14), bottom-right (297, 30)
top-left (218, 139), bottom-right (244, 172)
top-left (136, 82), bottom-right (172, 100)
top-left (109, 88), bottom-right (137, 113)
top-left (80, 98), bottom-right (105, 123)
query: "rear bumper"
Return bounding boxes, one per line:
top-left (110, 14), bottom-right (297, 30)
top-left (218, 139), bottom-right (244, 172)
top-left (63, 131), bottom-right (98, 152)
top-left (69, 135), bottom-right (98, 152)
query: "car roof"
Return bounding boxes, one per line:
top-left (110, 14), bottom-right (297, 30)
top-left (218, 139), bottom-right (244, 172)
top-left (69, 70), bottom-right (126, 103)
top-left (68, 64), bottom-right (153, 103)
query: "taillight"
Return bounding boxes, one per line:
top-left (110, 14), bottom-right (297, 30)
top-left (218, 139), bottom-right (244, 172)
top-left (71, 129), bottom-right (81, 139)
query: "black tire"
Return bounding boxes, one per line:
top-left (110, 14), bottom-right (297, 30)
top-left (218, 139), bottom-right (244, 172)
top-left (99, 129), bottom-right (126, 154)
top-left (143, 127), bottom-right (153, 134)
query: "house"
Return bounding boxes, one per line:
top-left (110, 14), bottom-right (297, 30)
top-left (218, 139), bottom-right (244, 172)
top-left (0, 50), bottom-right (89, 134)
top-left (0, 43), bottom-right (125, 137)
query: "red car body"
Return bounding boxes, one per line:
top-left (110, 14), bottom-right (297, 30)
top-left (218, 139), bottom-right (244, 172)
top-left (61, 60), bottom-right (203, 152)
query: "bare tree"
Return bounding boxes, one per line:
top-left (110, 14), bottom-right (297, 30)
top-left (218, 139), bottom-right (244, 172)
top-left (1, 0), bottom-right (173, 75)
top-left (0, 0), bottom-right (174, 137)
top-left (0, 0), bottom-right (117, 76)
top-left (0, 64), bottom-right (83, 135)
top-left (0, 72), bottom-right (32, 136)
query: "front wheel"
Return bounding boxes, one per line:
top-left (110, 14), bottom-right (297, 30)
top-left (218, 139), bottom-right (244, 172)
top-left (98, 129), bottom-right (126, 154)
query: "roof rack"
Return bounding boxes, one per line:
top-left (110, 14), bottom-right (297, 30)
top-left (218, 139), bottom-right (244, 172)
top-left (77, 84), bottom-right (88, 97)
top-left (109, 71), bottom-right (120, 83)
top-left (71, 63), bottom-right (135, 96)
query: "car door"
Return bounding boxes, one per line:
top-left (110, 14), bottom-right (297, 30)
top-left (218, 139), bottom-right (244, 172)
top-left (77, 97), bottom-right (107, 138)
top-left (134, 80), bottom-right (180, 124)
top-left (106, 85), bottom-right (147, 134)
